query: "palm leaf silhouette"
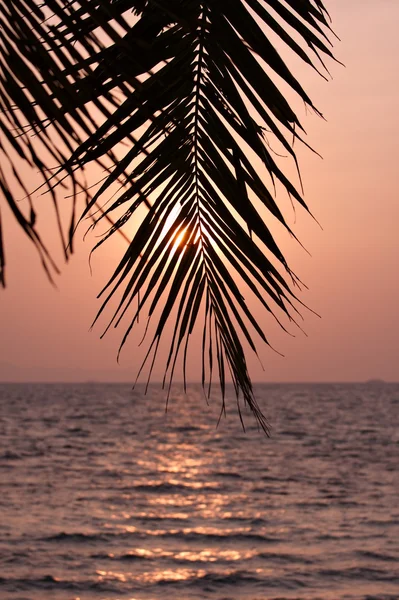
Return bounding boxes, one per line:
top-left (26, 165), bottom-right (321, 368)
top-left (0, 0), bottom-right (335, 431)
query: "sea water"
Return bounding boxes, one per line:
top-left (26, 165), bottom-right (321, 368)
top-left (0, 382), bottom-right (398, 600)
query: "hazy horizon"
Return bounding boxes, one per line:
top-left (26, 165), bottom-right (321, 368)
top-left (0, 360), bottom-right (395, 385)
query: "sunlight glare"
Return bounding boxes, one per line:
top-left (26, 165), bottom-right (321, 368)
top-left (162, 203), bottom-right (188, 250)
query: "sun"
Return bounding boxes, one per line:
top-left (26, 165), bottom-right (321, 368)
top-left (160, 200), bottom-right (215, 254)
top-left (162, 204), bottom-right (191, 251)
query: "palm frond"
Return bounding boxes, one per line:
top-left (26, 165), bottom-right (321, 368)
top-left (0, 0), bottom-right (335, 430)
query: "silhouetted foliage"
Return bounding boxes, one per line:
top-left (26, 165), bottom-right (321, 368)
top-left (0, 0), bottom-right (335, 430)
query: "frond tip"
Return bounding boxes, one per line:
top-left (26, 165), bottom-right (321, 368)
top-left (0, 0), bottom-right (336, 431)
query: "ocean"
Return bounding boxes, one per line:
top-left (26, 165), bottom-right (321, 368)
top-left (0, 382), bottom-right (398, 600)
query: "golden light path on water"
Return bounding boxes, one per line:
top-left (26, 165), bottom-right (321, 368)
top-left (95, 431), bottom-right (266, 587)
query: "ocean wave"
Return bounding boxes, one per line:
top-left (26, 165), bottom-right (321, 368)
top-left (0, 450), bottom-right (23, 460)
top-left (258, 552), bottom-right (315, 565)
top-left (43, 532), bottom-right (109, 543)
top-left (0, 575), bottom-right (78, 591)
top-left (151, 570), bottom-right (312, 591)
top-left (132, 513), bottom-right (189, 522)
top-left (91, 551), bottom-right (154, 562)
top-left (42, 528), bottom-right (279, 545)
top-left (319, 566), bottom-right (399, 582)
top-left (357, 549), bottom-right (398, 562)
top-left (0, 552), bottom-right (31, 567)
top-left (174, 425), bottom-right (202, 433)
top-left (131, 481), bottom-right (219, 492)
top-left (156, 570), bottom-right (262, 588)
top-left (0, 574), bottom-right (124, 594)
top-left (214, 471), bottom-right (242, 479)
top-left (365, 595), bottom-right (399, 600)
top-left (166, 530), bottom-right (279, 543)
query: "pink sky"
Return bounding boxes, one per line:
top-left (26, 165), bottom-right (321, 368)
top-left (1, 1), bottom-right (398, 383)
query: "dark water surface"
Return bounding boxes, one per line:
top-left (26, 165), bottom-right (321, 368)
top-left (0, 383), bottom-right (398, 600)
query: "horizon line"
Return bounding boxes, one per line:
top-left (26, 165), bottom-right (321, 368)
top-left (0, 379), bottom-right (396, 385)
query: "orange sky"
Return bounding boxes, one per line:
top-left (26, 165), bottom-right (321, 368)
top-left (1, 1), bottom-right (398, 383)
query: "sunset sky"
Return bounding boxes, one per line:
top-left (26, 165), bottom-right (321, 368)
top-left (1, 1), bottom-right (398, 383)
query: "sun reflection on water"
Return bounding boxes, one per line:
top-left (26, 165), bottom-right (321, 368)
top-left (174, 548), bottom-right (256, 562)
top-left (96, 564), bottom-right (259, 586)
top-left (95, 431), bottom-right (260, 591)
